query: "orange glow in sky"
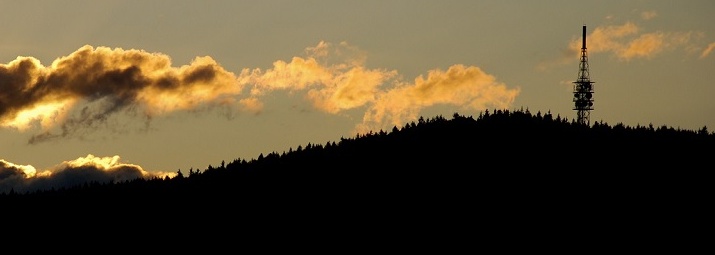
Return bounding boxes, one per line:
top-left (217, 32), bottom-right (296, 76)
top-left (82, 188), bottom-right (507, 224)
top-left (1, 99), bottom-right (74, 131)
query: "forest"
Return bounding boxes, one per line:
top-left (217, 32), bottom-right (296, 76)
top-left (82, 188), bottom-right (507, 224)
top-left (2, 109), bottom-right (711, 219)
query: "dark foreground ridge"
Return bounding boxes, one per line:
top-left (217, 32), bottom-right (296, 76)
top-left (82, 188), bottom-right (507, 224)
top-left (2, 109), bottom-right (711, 227)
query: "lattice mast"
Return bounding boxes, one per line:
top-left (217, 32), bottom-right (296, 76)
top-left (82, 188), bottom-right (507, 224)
top-left (573, 25), bottom-right (594, 125)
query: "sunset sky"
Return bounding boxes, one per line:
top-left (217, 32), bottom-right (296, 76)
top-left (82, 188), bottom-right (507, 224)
top-left (1, 0), bottom-right (714, 193)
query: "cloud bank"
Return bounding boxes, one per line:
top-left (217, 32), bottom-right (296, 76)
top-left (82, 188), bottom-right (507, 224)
top-left (1, 154), bottom-right (172, 194)
top-left (1, 41), bottom-right (520, 142)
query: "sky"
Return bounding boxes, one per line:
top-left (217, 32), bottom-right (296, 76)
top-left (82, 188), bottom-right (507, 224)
top-left (1, 0), bottom-right (714, 193)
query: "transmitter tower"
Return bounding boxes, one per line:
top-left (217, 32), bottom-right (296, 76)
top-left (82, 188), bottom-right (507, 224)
top-left (573, 25), bottom-right (594, 125)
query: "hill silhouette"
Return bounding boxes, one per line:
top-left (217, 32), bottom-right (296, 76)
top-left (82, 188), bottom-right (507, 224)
top-left (2, 109), bottom-right (711, 233)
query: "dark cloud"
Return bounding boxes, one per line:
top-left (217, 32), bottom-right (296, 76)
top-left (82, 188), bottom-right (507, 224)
top-left (0, 155), bottom-right (170, 194)
top-left (0, 45), bottom-right (242, 142)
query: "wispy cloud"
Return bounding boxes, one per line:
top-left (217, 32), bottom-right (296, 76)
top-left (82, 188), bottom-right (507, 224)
top-left (568, 22), bottom-right (696, 61)
top-left (539, 18), bottom-right (708, 71)
top-left (700, 42), bottom-right (715, 59)
top-left (640, 10), bottom-right (657, 20)
top-left (237, 41), bottom-right (520, 133)
top-left (356, 65), bottom-right (519, 133)
top-left (238, 41), bottom-right (398, 114)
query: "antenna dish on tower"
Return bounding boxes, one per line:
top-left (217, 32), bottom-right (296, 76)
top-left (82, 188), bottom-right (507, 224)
top-left (573, 25), bottom-right (595, 125)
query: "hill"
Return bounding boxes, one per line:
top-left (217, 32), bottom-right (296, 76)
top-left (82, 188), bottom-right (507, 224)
top-left (1, 109), bottom-right (711, 238)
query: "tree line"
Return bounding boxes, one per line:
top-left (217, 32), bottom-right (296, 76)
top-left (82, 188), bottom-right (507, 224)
top-left (2, 108), bottom-right (712, 211)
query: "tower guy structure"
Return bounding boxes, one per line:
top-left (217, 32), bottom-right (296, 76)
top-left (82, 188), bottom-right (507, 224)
top-left (573, 25), bottom-right (594, 125)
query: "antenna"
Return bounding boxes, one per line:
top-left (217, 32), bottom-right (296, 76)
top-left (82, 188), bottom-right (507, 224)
top-left (573, 25), bottom-right (594, 125)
